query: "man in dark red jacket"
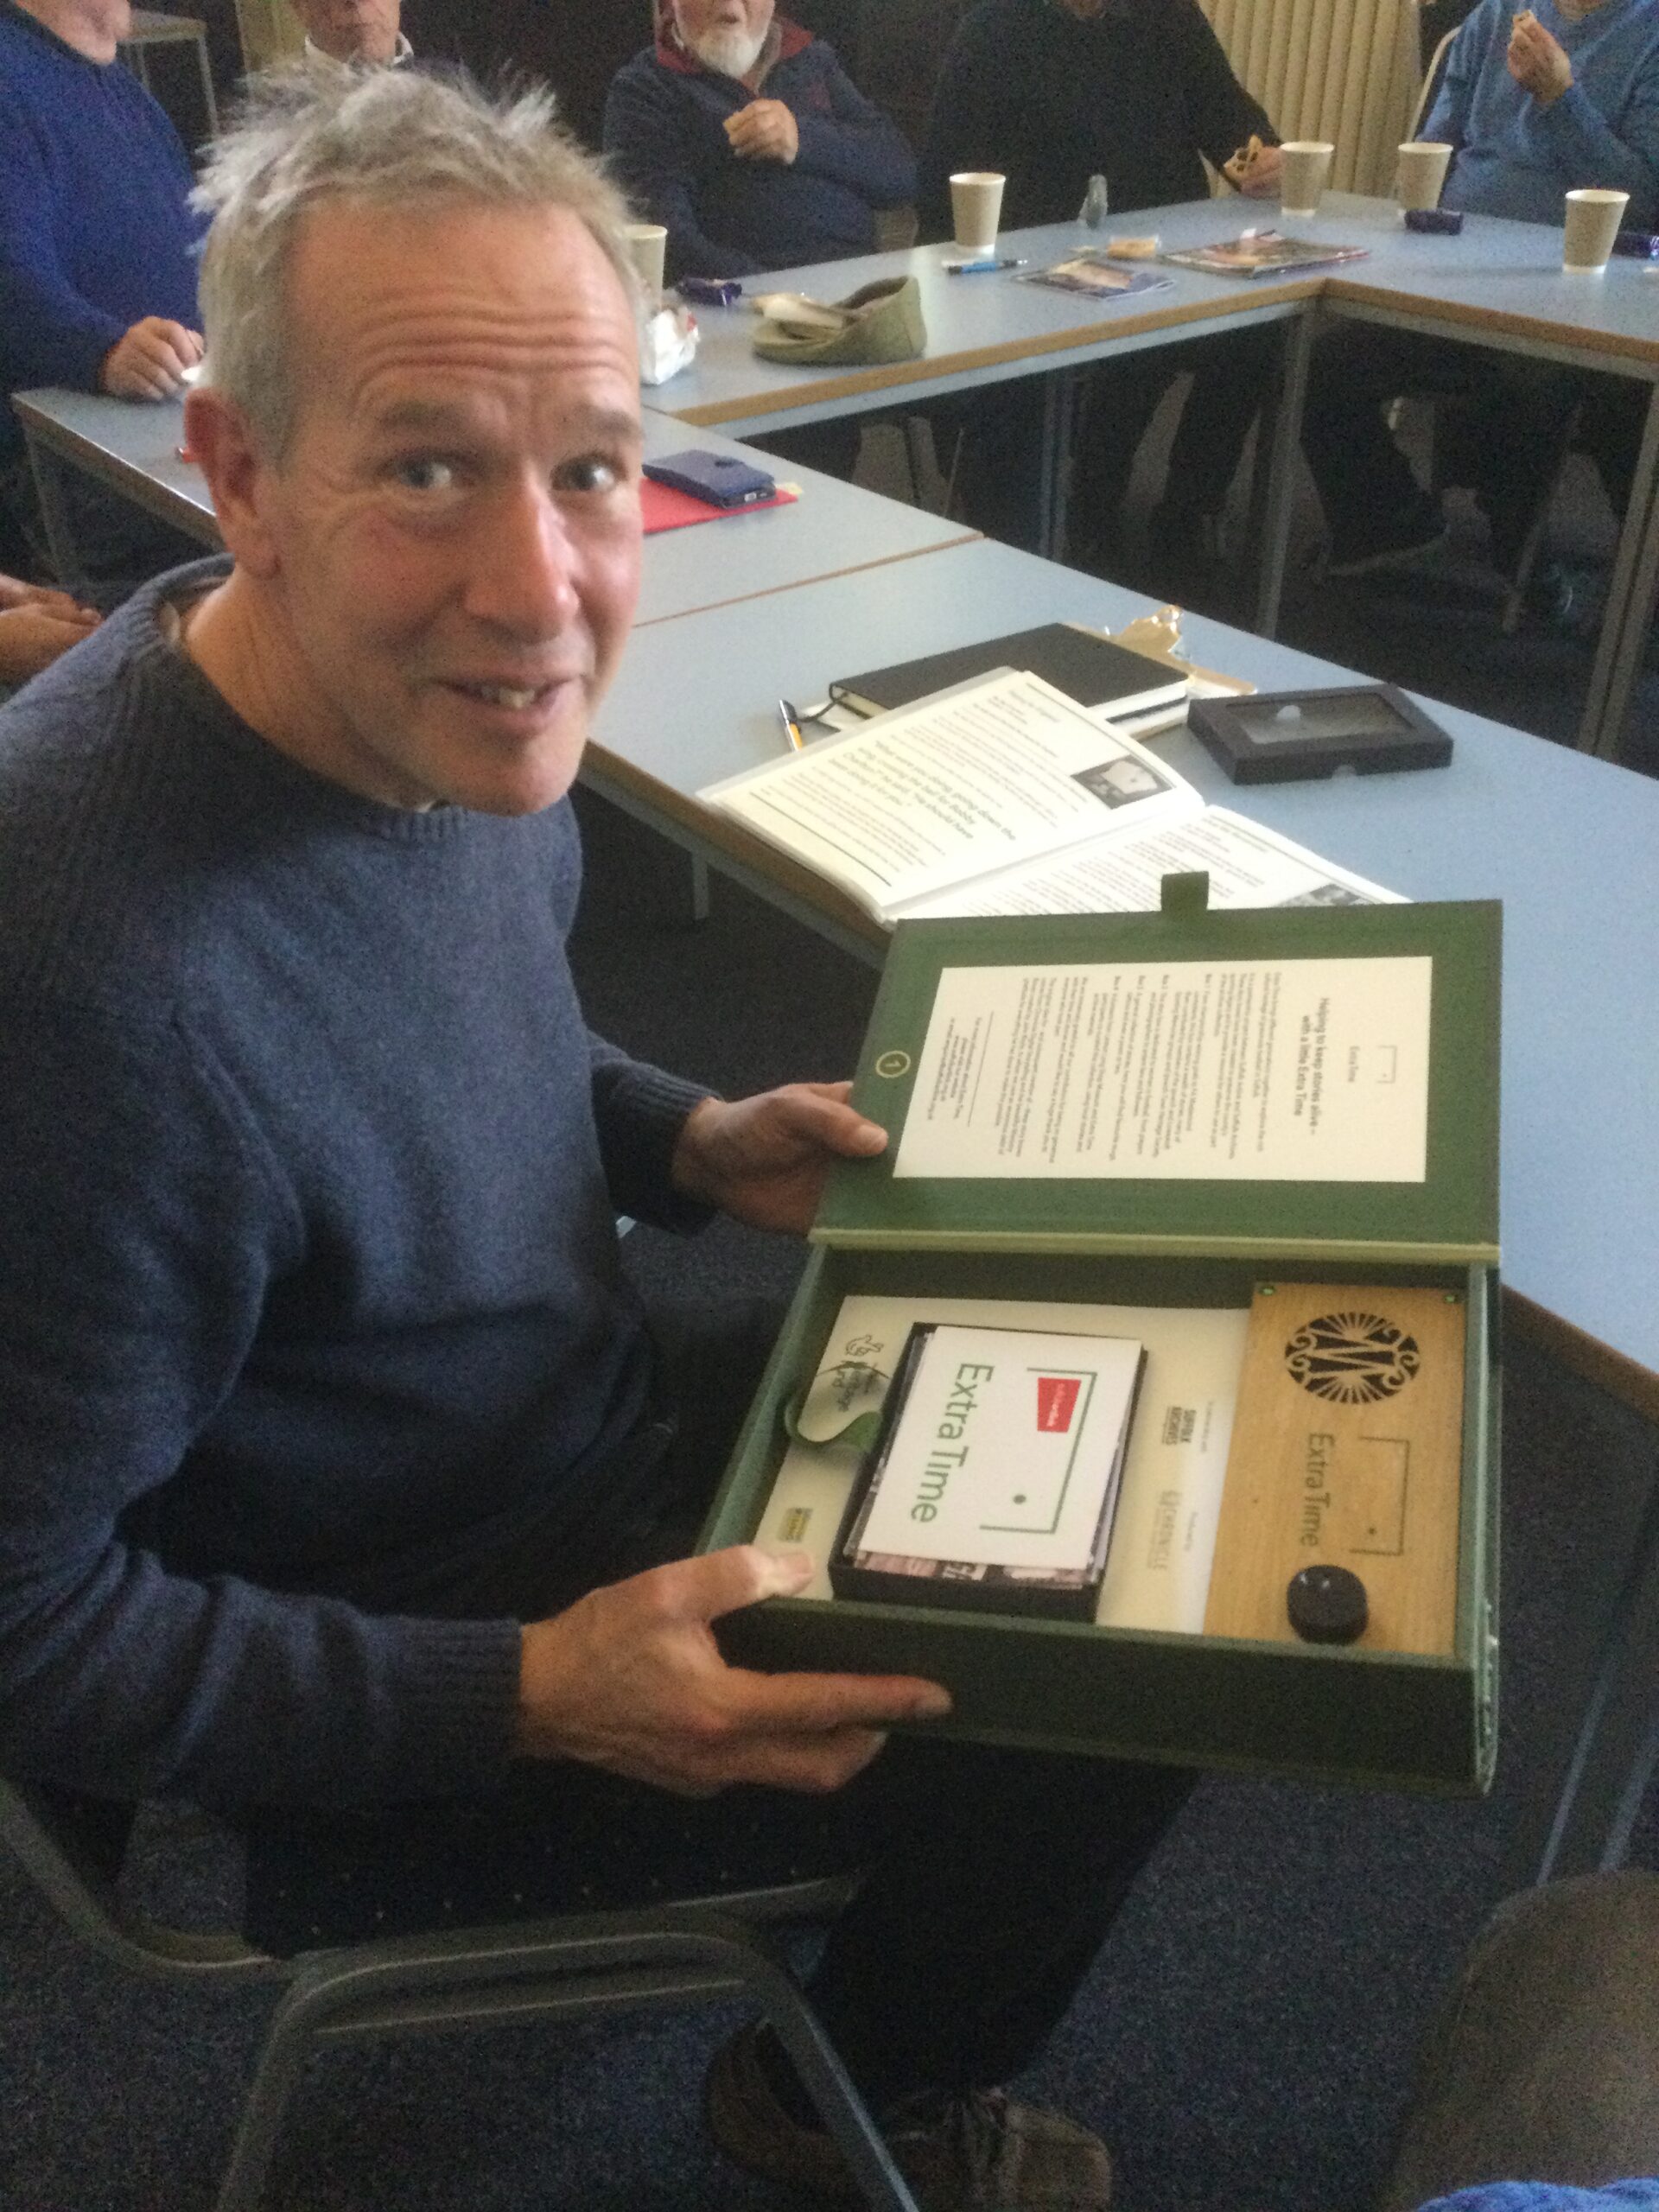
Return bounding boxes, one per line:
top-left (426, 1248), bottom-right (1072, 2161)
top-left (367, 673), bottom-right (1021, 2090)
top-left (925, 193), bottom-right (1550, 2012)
top-left (603, 0), bottom-right (915, 283)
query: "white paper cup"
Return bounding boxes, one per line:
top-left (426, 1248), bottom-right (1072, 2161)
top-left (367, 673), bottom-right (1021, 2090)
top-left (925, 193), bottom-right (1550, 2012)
top-left (1394, 141), bottom-right (1453, 213)
top-left (1563, 188), bottom-right (1629, 271)
top-left (950, 171), bottom-right (1005, 255)
top-left (624, 222), bottom-right (667, 297)
top-left (1280, 142), bottom-right (1334, 219)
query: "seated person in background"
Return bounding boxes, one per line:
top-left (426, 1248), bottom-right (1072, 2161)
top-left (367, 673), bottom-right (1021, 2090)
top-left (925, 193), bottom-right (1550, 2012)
top-left (0, 68), bottom-right (1187, 2212)
top-left (602, 0), bottom-right (917, 285)
top-left (0, 0), bottom-right (206, 585)
top-left (0, 569), bottom-right (99, 696)
top-left (1301, 0), bottom-right (1659, 576)
top-left (919, 0), bottom-right (1283, 596)
top-left (290, 0), bottom-right (410, 72)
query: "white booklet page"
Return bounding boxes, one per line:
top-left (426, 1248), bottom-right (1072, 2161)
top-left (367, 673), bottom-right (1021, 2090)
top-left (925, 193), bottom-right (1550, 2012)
top-left (698, 671), bottom-right (1195, 923)
top-left (895, 806), bottom-right (1399, 919)
top-left (893, 955), bottom-right (1433, 1183)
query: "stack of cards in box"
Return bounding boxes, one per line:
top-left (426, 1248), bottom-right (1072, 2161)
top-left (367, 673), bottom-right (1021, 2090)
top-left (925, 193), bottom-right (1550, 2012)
top-left (830, 1323), bottom-right (1146, 1620)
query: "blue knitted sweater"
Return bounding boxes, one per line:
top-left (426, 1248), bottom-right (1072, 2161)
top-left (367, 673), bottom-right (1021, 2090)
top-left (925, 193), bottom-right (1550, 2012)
top-left (603, 16), bottom-right (916, 280)
top-left (1429, 0), bottom-right (1659, 227)
top-left (0, 0), bottom-right (201, 459)
top-left (0, 565), bottom-right (713, 1812)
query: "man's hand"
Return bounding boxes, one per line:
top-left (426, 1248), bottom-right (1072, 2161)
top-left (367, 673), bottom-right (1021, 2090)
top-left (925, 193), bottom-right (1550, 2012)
top-left (724, 98), bottom-right (799, 164)
top-left (99, 317), bottom-right (205, 401)
top-left (672, 1082), bottom-right (887, 1234)
top-left (0, 585), bottom-right (100, 684)
top-left (1509, 10), bottom-right (1573, 106)
top-left (1237, 143), bottom-right (1284, 199)
top-left (516, 1545), bottom-right (952, 1793)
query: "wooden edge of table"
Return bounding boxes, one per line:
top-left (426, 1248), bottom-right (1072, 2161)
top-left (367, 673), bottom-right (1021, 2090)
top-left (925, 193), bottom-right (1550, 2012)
top-left (1323, 275), bottom-right (1659, 372)
top-left (632, 529), bottom-right (981, 629)
top-left (671, 278), bottom-right (1324, 427)
top-left (1504, 1285), bottom-right (1659, 1425)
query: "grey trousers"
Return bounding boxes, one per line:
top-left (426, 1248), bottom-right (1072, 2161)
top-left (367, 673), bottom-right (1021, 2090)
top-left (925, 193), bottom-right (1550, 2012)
top-left (1381, 1872), bottom-right (1659, 2209)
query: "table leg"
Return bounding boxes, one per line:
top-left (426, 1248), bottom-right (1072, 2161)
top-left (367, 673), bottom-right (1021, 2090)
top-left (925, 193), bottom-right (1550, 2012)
top-left (194, 28), bottom-right (219, 136)
top-left (1249, 304), bottom-right (1315, 640)
top-left (1575, 378), bottom-right (1659, 761)
top-left (1036, 369), bottom-right (1077, 565)
top-left (24, 435), bottom-right (86, 589)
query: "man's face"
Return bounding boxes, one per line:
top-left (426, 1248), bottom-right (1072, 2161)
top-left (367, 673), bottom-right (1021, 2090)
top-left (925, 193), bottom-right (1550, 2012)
top-left (291, 0), bottom-right (401, 64)
top-left (238, 201), bottom-right (642, 816)
top-left (672, 0), bottom-right (774, 78)
top-left (25, 0), bottom-right (133, 60)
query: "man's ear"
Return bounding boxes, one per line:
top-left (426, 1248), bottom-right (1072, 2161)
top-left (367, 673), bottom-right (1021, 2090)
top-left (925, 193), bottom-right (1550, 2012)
top-left (183, 386), bottom-right (282, 580)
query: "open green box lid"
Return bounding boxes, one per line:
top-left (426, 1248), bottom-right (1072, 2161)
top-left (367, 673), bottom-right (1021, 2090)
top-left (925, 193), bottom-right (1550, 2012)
top-left (814, 896), bottom-right (1501, 1268)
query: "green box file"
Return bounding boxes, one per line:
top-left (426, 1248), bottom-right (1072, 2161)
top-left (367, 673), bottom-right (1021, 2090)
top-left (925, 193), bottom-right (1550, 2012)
top-left (699, 899), bottom-right (1502, 1793)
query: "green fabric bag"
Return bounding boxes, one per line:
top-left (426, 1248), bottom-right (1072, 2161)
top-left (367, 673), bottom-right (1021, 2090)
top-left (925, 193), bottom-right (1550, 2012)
top-left (751, 276), bottom-right (926, 366)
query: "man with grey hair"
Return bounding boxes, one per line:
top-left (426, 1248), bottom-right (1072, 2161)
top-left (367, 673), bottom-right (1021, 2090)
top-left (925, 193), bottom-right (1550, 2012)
top-left (0, 68), bottom-right (1186, 2210)
top-left (603, 0), bottom-right (915, 283)
top-left (289, 0), bottom-right (410, 73)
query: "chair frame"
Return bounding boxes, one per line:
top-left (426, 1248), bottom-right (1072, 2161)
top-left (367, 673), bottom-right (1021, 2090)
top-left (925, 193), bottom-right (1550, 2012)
top-left (0, 1774), bottom-right (921, 2212)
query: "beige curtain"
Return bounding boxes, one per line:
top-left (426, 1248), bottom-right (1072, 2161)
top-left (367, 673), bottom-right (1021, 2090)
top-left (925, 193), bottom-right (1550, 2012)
top-left (1201, 0), bottom-right (1424, 195)
top-left (232, 0), bottom-right (306, 71)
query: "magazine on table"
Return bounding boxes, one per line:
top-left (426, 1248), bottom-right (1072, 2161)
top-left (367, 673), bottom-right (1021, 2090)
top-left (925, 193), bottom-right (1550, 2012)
top-left (1160, 231), bottom-right (1369, 277)
top-left (1015, 252), bottom-right (1173, 302)
top-left (697, 669), bottom-right (1399, 927)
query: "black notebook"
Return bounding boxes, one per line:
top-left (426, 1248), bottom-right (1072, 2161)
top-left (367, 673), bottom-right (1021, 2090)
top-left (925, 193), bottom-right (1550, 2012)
top-left (830, 622), bottom-right (1189, 722)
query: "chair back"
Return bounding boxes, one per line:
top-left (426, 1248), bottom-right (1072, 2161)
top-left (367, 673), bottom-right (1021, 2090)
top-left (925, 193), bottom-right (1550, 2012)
top-left (1408, 26), bottom-right (1460, 143)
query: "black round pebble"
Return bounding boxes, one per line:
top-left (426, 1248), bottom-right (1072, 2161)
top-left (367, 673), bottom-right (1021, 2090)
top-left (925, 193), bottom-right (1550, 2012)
top-left (1286, 1564), bottom-right (1369, 1645)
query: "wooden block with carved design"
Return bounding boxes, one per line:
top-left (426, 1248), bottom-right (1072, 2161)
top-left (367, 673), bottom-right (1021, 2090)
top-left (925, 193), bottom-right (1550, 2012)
top-left (1203, 1282), bottom-right (1465, 1656)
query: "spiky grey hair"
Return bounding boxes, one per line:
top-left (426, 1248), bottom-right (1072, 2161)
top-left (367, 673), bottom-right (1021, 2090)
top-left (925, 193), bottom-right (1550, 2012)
top-left (194, 67), bottom-right (638, 458)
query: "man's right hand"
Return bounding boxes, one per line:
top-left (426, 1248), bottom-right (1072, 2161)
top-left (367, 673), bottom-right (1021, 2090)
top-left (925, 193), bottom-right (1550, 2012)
top-left (99, 317), bottom-right (205, 401)
top-left (516, 1545), bottom-right (953, 1796)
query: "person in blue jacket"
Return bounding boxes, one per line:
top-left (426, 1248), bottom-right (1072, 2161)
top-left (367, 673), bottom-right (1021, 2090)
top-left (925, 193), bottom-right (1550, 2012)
top-left (1300, 0), bottom-right (1659, 577)
top-left (0, 0), bottom-right (206, 582)
top-left (602, 0), bottom-right (916, 284)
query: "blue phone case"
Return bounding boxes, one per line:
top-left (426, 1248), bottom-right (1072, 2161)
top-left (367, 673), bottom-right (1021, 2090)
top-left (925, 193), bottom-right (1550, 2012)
top-left (642, 450), bottom-right (776, 507)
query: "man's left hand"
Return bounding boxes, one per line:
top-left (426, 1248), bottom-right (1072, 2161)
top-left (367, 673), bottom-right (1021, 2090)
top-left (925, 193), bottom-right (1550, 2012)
top-left (672, 1082), bottom-right (887, 1232)
top-left (1508, 11), bottom-right (1573, 106)
top-left (724, 99), bottom-right (799, 164)
top-left (1237, 143), bottom-right (1284, 199)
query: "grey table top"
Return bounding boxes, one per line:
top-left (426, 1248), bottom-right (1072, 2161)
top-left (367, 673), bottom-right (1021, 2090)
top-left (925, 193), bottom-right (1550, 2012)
top-left (645, 203), bottom-right (1317, 433)
top-left (592, 535), bottom-right (1659, 1411)
top-left (12, 387), bottom-right (974, 626)
top-left (644, 190), bottom-right (1659, 435)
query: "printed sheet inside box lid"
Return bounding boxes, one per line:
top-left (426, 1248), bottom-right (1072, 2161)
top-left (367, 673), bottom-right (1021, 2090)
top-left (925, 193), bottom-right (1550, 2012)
top-left (812, 900), bottom-right (1500, 1268)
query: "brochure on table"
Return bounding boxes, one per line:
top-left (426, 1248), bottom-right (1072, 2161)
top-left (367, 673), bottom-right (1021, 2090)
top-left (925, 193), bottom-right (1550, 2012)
top-left (699, 670), bottom-right (1396, 927)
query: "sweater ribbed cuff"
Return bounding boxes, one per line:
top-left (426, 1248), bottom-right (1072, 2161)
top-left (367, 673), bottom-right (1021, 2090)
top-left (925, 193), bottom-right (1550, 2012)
top-left (594, 1061), bottom-right (718, 1232)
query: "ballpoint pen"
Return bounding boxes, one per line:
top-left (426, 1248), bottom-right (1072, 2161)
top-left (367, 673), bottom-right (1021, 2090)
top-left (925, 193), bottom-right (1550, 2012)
top-left (945, 257), bottom-right (1028, 275)
top-left (778, 698), bottom-right (805, 751)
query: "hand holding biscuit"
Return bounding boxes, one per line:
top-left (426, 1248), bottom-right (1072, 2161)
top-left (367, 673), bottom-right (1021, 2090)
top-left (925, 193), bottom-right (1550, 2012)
top-left (1508, 9), bottom-right (1572, 105)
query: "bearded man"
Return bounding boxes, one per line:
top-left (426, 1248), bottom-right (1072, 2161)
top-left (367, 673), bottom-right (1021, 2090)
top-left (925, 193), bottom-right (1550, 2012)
top-left (603, 0), bottom-right (916, 282)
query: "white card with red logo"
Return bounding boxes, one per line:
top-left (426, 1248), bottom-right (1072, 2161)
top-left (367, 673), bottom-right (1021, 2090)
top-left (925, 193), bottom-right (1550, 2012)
top-left (855, 1324), bottom-right (1143, 1573)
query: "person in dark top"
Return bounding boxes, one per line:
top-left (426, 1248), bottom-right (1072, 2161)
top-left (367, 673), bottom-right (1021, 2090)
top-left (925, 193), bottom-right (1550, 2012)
top-left (0, 69), bottom-right (1188, 2210)
top-left (0, 0), bottom-right (206, 582)
top-left (920, 0), bottom-right (1283, 601)
top-left (603, 0), bottom-right (916, 283)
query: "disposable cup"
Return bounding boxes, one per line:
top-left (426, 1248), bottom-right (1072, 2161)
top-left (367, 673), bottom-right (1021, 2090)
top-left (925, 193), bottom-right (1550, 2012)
top-left (1280, 142), bottom-right (1334, 219)
top-left (1394, 141), bottom-right (1453, 213)
top-left (950, 172), bottom-right (1005, 255)
top-left (624, 222), bottom-right (667, 297)
top-left (1563, 188), bottom-right (1629, 272)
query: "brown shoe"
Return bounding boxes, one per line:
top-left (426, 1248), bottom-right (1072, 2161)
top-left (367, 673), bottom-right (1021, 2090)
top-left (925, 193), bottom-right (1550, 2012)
top-left (705, 2025), bottom-right (1113, 2209)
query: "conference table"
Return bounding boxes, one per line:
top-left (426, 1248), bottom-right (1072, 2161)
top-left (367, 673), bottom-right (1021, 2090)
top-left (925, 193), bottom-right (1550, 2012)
top-left (645, 190), bottom-right (1659, 761)
top-left (19, 188), bottom-right (1659, 752)
top-left (588, 524), bottom-right (1659, 1875)
top-left (10, 388), bottom-right (975, 632)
